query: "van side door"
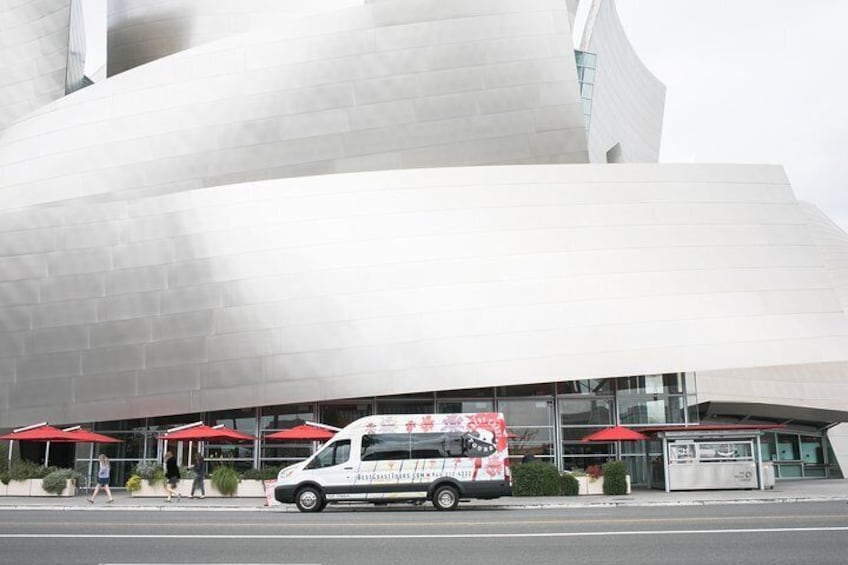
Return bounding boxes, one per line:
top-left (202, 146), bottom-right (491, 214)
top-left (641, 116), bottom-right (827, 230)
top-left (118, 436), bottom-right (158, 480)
top-left (305, 439), bottom-right (353, 493)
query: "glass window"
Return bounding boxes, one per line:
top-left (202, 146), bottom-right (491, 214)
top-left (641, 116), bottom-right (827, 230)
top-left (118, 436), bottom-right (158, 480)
top-left (321, 402), bottom-right (372, 429)
top-left (618, 396), bottom-right (686, 424)
top-left (260, 404), bottom-right (314, 432)
top-left (376, 399), bottom-right (434, 415)
top-left (561, 443), bottom-right (611, 471)
top-left (497, 383), bottom-right (554, 397)
top-left (147, 413), bottom-right (202, 431)
top-left (800, 435), bottom-right (823, 464)
top-left (560, 399), bottom-right (613, 427)
top-left (207, 407), bottom-right (257, 434)
top-left (557, 379), bottom-right (612, 396)
top-left (581, 83), bottom-right (593, 98)
top-left (438, 387), bottom-right (494, 398)
top-left (561, 426), bottom-right (603, 442)
top-left (777, 434), bottom-right (799, 460)
top-left (498, 399), bottom-right (553, 426)
top-left (361, 434), bottom-right (409, 461)
top-left (438, 400), bottom-right (494, 414)
top-left (581, 67), bottom-right (595, 83)
top-left (309, 440), bottom-right (351, 468)
top-left (618, 374), bottom-right (684, 395)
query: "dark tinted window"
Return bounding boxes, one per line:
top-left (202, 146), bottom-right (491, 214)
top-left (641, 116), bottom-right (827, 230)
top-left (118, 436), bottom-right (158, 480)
top-left (361, 434), bottom-right (409, 461)
top-left (362, 433), bottom-right (470, 460)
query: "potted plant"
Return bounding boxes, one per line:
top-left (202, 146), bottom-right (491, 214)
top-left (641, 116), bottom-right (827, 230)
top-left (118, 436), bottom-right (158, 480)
top-left (40, 469), bottom-right (82, 497)
top-left (211, 466), bottom-right (239, 497)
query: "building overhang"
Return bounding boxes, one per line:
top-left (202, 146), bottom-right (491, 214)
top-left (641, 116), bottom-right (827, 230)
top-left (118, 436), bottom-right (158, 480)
top-left (698, 401), bottom-right (848, 431)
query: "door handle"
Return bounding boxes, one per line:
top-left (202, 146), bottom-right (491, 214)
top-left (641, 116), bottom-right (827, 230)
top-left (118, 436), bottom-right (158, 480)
top-left (344, 467), bottom-right (353, 470)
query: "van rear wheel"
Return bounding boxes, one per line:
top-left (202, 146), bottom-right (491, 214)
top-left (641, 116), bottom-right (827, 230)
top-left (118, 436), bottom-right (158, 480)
top-left (295, 486), bottom-right (324, 513)
top-left (432, 485), bottom-right (459, 511)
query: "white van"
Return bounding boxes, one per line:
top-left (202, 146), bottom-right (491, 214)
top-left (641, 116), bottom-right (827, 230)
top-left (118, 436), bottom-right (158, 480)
top-left (274, 412), bottom-right (512, 512)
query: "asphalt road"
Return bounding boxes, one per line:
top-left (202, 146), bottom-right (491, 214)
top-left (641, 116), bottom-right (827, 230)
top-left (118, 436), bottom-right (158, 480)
top-left (0, 502), bottom-right (846, 565)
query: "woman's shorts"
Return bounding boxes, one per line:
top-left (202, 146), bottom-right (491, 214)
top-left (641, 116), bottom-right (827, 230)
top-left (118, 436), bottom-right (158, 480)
top-left (167, 477), bottom-right (179, 487)
top-left (97, 477), bottom-right (109, 486)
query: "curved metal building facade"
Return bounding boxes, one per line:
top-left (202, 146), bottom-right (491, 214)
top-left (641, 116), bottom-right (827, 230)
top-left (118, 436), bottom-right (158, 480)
top-left (0, 0), bottom-right (846, 475)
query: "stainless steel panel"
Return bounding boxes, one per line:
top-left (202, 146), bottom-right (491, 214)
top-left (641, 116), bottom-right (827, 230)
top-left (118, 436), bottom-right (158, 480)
top-left (200, 357), bottom-right (265, 389)
top-left (25, 325), bottom-right (89, 355)
top-left (58, 222), bottom-right (123, 250)
top-left (9, 377), bottom-right (74, 409)
top-left (0, 306), bottom-right (32, 331)
top-left (0, 254), bottom-right (48, 282)
top-left (40, 273), bottom-right (105, 303)
top-left (18, 351), bottom-right (81, 380)
top-left (160, 285), bottom-right (222, 315)
top-left (207, 331), bottom-right (273, 362)
top-left (0, 358), bottom-right (15, 384)
top-left (83, 344), bottom-right (146, 375)
top-left (74, 371), bottom-right (138, 403)
top-left (146, 337), bottom-right (206, 368)
top-left (99, 292), bottom-right (160, 321)
top-left (113, 239), bottom-right (176, 269)
top-left (0, 280), bottom-right (39, 307)
top-left (105, 265), bottom-right (168, 296)
top-left (49, 247), bottom-right (112, 276)
top-left (152, 310), bottom-right (214, 341)
top-left (137, 365), bottom-right (200, 395)
top-left (91, 318), bottom-right (153, 348)
top-left (33, 300), bottom-right (98, 329)
top-left (0, 332), bottom-right (24, 358)
top-left (0, 228), bottom-right (56, 255)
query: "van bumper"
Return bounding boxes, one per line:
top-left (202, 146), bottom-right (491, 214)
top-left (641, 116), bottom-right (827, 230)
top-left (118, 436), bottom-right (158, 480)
top-left (274, 484), bottom-right (297, 504)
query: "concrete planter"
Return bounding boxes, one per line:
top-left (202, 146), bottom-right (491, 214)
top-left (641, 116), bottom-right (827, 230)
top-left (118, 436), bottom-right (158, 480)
top-left (129, 478), bottom-right (266, 498)
top-left (575, 475), bottom-right (631, 495)
top-left (1, 478), bottom-right (76, 497)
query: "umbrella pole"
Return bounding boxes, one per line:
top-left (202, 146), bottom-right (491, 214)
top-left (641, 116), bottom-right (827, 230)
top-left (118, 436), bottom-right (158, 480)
top-left (44, 441), bottom-right (51, 468)
top-left (7, 440), bottom-right (12, 471)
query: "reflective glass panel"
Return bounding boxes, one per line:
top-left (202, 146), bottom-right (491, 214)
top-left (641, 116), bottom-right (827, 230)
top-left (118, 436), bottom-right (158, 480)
top-left (560, 399), bottom-right (613, 426)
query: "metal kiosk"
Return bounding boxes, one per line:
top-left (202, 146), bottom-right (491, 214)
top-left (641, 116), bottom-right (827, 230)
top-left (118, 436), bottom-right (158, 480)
top-left (652, 429), bottom-right (771, 492)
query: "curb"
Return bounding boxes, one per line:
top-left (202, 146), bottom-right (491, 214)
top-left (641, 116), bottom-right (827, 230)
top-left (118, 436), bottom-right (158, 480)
top-left (1, 495), bottom-right (846, 512)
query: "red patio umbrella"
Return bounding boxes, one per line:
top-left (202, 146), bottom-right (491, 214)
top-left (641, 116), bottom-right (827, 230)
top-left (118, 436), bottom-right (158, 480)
top-left (580, 426), bottom-right (649, 442)
top-left (158, 424), bottom-right (256, 442)
top-left (0, 424), bottom-right (78, 442)
top-left (581, 426), bottom-right (648, 462)
top-left (265, 424), bottom-right (336, 441)
top-left (1, 423), bottom-right (112, 468)
top-left (62, 428), bottom-right (122, 444)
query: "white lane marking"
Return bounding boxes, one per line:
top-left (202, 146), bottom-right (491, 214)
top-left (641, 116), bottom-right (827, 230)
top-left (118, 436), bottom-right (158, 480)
top-left (2, 526), bottom-right (847, 539)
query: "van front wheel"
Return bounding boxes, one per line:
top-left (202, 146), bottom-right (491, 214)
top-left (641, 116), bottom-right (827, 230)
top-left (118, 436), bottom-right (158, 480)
top-left (432, 485), bottom-right (459, 511)
top-left (295, 486), bottom-right (324, 513)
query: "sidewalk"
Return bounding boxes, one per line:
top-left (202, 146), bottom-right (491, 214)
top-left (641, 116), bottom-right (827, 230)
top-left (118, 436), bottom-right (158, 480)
top-left (0, 479), bottom-right (845, 511)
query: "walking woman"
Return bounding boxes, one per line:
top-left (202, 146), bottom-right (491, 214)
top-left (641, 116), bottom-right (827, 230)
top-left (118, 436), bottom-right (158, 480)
top-left (190, 453), bottom-right (205, 498)
top-left (87, 454), bottom-right (114, 504)
top-left (164, 450), bottom-right (181, 502)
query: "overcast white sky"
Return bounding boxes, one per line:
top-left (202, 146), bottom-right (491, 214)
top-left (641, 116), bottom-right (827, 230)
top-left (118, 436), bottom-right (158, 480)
top-left (614, 0), bottom-right (848, 232)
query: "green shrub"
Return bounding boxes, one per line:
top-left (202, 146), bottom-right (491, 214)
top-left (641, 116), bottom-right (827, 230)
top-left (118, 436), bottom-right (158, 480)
top-left (260, 466), bottom-right (282, 481)
top-left (602, 461), bottom-right (628, 495)
top-left (511, 462), bottom-right (561, 496)
top-left (240, 468), bottom-right (263, 480)
top-left (134, 461), bottom-right (164, 486)
top-left (0, 470), bottom-right (8, 485)
top-left (559, 472), bottom-right (580, 496)
top-left (211, 466), bottom-right (239, 496)
top-left (9, 460), bottom-right (53, 481)
top-left (41, 469), bottom-right (82, 495)
top-left (125, 475), bottom-right (142, 493)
